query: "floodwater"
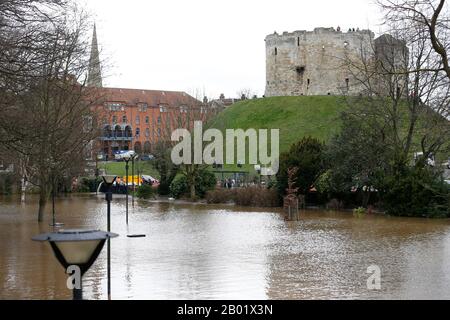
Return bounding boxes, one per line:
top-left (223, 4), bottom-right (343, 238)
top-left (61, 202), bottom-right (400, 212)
top-left (1, 194), bottom-right (450, 300)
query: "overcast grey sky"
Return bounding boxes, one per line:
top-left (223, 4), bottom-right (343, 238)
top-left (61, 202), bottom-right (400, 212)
top-left (83, 0), bottom-right (382, 99)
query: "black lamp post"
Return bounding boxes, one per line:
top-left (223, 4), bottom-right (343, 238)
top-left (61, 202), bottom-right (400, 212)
top-left (32, 229), bottom-right (118, 300)
top-left (131, 153), bottom-right (138, 207)
top-left (255, 165), bottom-right (262, 185)
top-left (102, 175), bottom-right (117, 300)
top-left (122, 155), bottom-right (131, 225)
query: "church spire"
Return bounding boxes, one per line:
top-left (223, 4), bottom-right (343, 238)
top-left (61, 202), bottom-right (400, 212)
top-left (87, 24), bottom-right (103, 87)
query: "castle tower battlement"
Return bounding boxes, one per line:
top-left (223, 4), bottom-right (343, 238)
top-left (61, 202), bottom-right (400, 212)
top-left (265, 27), bottom-right (376, 97)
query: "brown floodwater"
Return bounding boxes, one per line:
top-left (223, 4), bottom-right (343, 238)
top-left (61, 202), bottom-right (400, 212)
top-left (1, 194), bottom-right (450, 300)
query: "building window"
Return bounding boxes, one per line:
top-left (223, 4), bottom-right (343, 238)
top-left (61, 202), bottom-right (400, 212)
top-left (138, 103), bottom-right (148, 112)
top-left (159, 105), bottom-right (167, 113)
top-left (136, 128), bottom-right (140, 136)
top-left (136, 115), bottom-right (140, 125)
top-left (106, 102), bottom-right (124, 111)
top-left (157, 128), bottom-right (161, 137)
top-left (180, 105), bottom-right (188, 113)
top-left (112, 116), bottom-right (117, 124)
top-left (122, 116), bottom-right (127, 123)
top-left (157, 116), bottom-right (162, 124)
top-left (145, 116), bottom-right (149, 124)
top-left (200, 106), bottom-right (208, 114)
top-left (145, 128), bottom-right (150, 137)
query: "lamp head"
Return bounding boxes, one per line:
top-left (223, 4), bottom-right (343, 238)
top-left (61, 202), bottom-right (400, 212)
top-left (32, 229), bottom-right (118, 275)
top-left (102, 175), bottom-right (117, 186)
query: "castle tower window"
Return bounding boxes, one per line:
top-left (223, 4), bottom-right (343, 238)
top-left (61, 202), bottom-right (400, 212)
top-left (296, 66), bottom-right (305, 74)
top-left (345, 78), bottom-right (350, 90)
top-left (297, 37), bottom-right (300, 46)
top-left (274, 47), bottom-right (278, 55)
top-left (307, 79), bottom-right (311, 86)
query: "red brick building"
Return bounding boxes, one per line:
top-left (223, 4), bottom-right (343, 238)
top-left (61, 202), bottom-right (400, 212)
top-left (93, 87), bottom-right (207, 158)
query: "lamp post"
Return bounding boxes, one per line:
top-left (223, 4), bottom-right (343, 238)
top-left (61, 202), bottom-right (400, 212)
top-left (131, 153), bottom-right (138, 207)
top-left (122, 155), bottom-right (131, 225)
top-left (32, 229), bottom-right (118, 300)
top-left (255, 165), bottom-right (262, 185)
top-left (102, 175), bottom-right (117, 300)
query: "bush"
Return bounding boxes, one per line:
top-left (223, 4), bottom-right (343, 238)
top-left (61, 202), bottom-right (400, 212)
top-left (0, 173), bottom-right (15, 195)
top-left (169, 176), bottom-right (188, 199)
top-left (276, 137), bottom-right (325, 199)
top-left (136, 184), bottom-right (155, 200)
top-left (169, 168), bottom-right (217, 199)
top-left (205, 189), bottom-right (236, 204)
top-left (206, 187), bottom-right (279, 207)
top-left (379, 166), bottom-right (449, 218)
top-left (353, 207), bottom-right (366, 218)
top-left (236, 187), bottom-right (279, 207)
top-left (76, 177), bottom-right (102, 193)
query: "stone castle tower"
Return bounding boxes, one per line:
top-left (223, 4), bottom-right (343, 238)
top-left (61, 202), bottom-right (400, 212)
top-left (265, 27), bottom-right (405, 97)
top-left (87, 24), bottom-right (103, 88)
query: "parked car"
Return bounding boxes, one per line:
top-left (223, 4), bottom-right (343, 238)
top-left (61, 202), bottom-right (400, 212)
top-left (140, 154), bottom-right (154, 161)
top-left (114, 150), bottom-right (136, 161)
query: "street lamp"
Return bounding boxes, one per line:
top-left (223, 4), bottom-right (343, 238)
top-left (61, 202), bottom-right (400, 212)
top-left (122, 155), bottom-right (131, 225)
top-left (131, 153), bottom-right (138, 207)
top-left (102, 175), bottom-right (117, 300)
top-left (32, 229), bottom-right (118, 300)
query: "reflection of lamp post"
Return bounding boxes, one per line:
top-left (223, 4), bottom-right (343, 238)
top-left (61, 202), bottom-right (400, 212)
top-left (122, 155), bottom-right (131, 225)
top-left (32, 229), bottom-right (118, 300)
top-left (102, 175), bottom-right (117, 300)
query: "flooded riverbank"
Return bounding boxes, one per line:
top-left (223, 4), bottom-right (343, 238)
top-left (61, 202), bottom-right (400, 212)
top-left (1, 194), bottom-right (450, 300)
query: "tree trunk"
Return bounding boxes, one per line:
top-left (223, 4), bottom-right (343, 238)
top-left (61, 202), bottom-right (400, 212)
top-left (190, 177), bottom-right (196, 201)
top-left (38, 186), bottom-right (48, 222)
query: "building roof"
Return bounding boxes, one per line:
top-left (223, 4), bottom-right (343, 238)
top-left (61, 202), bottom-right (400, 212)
top-left (96, 87), bottom-right (200, 107)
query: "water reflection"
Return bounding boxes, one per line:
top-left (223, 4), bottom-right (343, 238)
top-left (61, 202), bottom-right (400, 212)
top-left (1, 195), bottom-right (450, 300)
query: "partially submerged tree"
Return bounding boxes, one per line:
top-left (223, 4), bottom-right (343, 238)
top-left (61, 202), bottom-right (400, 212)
top-left (0, 1), bottom-right (101, 221)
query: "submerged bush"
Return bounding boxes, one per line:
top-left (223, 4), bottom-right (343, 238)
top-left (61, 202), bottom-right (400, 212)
top-left (353, 207), bottom-right (366, 218)
top-left (169, 169), bottom-right (217, 199)
top-left (136, 184), bottom-right (155, 200)
top-left (206, 187), bottom-right (279, 208)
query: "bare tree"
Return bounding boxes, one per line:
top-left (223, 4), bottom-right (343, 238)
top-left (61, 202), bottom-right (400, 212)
top-left (378, 0), bottom-right (450, 81)
top-left (0, 1), bottom-right (101, 221)
top-left (341, 2), bottom-right (450, 175)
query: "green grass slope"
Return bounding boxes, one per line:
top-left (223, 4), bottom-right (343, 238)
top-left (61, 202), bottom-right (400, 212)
top-left (207, 96), bottom-right (346, 153)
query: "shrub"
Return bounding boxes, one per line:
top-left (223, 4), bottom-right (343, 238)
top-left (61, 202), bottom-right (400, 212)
top-left (205, 189), bottom-right (236, 204)
top-left (0, 173), bottom-right (15, 195)
top-left (379, 166), bottom-right (449, 218)
top-left (169, 168), bottom-right (217, 199)
top-left (353, 207), bottom-right (366, 218)
top-left (276, 137), bottom-right (325, 199)
top-left (235, 187), bottom-right (279, 207)
top-left (169, 176), bottom-right (188, 199)
top-left (76, 177), bottom-right (102, 193)
top-left (136, 184), bottom-right (155, 200)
